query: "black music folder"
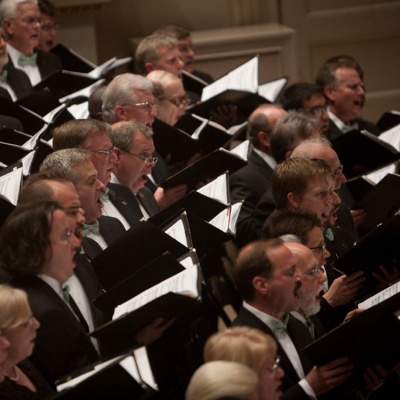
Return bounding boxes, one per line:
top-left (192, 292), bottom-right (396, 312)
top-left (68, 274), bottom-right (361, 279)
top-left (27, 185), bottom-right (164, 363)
top-left (149, 210), bottom-right (232, 257)
top-left (152, 118), bottom-right (198, 165)
top-left (148, 190), bottom-right (226, 227)
top-left (90, 266), bottom-right (202, 349)
top-left (91, 220), bottom-right (189, 291)
top-left (158, 147), bottom-right (247, 191)
top-left (301, 305), bottom-right (400, 394)
top-left (189, 89), bottom-right (270, 120)
top-left (54, 353), bottom-right (158, 400)
top-left (51, 43), bottom-right (95, 73)
top-left (353, 173), bottom-right (400, 232)
top-left (331, 129), bottom-right (400, 180)
top-left (94, 252), bottom-right (185, 316)
top-left (376, 111), bottom-right (400, 133)
top-left (332, 214), bottom-right (400, 296)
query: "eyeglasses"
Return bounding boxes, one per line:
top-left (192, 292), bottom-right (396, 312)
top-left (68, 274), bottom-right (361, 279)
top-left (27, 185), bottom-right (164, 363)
top-left (332, 164), bottom-right (344, 177)
top-left (308, 242), bottom-right (326, 254)
top-left (302, 105), bottom-right (328, 118)
top-left (163, 95), bottom-right (190, 108)
top-left (16, 17), bottom-right (42, 26)
top-left (123, 102), bottom-right (157, 113)
top-left (122, 150), bottom-right (158, 166)
top-left (266, 356), bottom-right (281, 373)
top-left (20, 315), bottom-right (35, 329)
top-left (92, 145), bottom-right (115, 157)
top-left (41, 23), bottom-right (60, 32)
top-left (303, 265), bottom-right (325, 277)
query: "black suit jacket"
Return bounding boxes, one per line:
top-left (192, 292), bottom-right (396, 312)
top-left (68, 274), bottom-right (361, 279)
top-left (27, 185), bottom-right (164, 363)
top-left (232, 307), bottom-right (314, 400)
top-left (11, 275), bottom-right (100, 386)
top-left (325, 118), bottom-right (381, 142)
top-left (6, 48), bottom-right (62, 85)
top-left (81, 215), bottom-right (126, 261)
top-left (108, 182), bottom-right (159, 226)
top-left (3, 63), bottom-right (33, 99)
top-left (230, 151), bottom-right (274, 247)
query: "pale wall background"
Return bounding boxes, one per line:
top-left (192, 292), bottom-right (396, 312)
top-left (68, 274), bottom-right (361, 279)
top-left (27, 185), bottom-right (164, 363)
top-left (53, 0), bottom-right (400, 124)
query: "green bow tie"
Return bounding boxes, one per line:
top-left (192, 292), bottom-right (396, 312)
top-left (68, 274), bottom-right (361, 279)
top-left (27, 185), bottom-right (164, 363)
top-left (100, 186), bottom-right (110, 202)
top-left (18, 52), bottom-right (37, 67)
top-left (324, 228), bottom-right (335, 242)
top-left (81, 220), bottom-right (100, 237)
top-left (0, 70), bottom-right (8, 82)
top-left (272, 314), bottom-right (290, 336)
top-left (341, 121), bottom-right (359, 133)
top-left (306, 316), bottom-right (315, 340)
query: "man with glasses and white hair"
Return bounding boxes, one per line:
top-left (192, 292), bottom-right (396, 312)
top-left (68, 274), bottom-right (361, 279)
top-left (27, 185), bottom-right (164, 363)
top-left (0, 0), bottom-right (61, 86)
top-left (102, 72), bottom-right (187, 210)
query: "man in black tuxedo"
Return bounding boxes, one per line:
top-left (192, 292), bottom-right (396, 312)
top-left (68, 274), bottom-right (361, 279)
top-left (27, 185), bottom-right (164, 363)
top-left (0, 0), bottom-right (61, 87)
top-left (315, 55), bottom-right (380, 141)
top-left (102, 73), bottom-right (187, 210)
top-left (0, 25), bottom-right (32, 100)
top-left (231, 238), bottom-right (354, 400)
top-left (39, 148), bottom-right (126, 260)
top-left (52, 118), bottom-right (152, 230)
top-left (110, 120), bottom-right (160, 219)
top-left (229, 104), bottom-right (286, 247)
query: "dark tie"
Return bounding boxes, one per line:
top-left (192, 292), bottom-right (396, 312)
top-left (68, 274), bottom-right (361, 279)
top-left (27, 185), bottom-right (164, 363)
top-left (306, 317), bottom-right (315, 340)
top-left (18, 53), bottom-right (37, 67)
top-left (62, 284), bottom-right (89, 332)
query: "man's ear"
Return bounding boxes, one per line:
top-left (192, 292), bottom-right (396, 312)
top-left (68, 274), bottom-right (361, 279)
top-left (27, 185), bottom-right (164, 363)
top-left (287, 192), bottom-right (300, 209)
top-left (3, 18), bottom-right (13, 37)
top-left (252, 276), bottom-right (268, 296)
top-left (144, 62), bottom-right (154, 74)
top-left (114, 105), bottom-right (127, 121)
top-left (257, 131), bottom-right (270, 147)
top-left (113, 147), bottom-right (122, 165)
top-left (323, 85), bottom-right (335, 103)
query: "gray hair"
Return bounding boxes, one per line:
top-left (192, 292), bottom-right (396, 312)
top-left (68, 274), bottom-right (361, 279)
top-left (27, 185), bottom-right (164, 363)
top-left (135, 34), bottom-right (177, 75)
top-left (290, 136), bottom-right (332, 159)
top-left (101, 73), bottom-right (154, 124)
top-left (110, 121), bottom-right (153, 151)
top-left (40, 148), bottom-right (91, 184)
top-left (270, 111), bottom-right (319, 163)
top-left (0, 0), bottom-right (37, 30)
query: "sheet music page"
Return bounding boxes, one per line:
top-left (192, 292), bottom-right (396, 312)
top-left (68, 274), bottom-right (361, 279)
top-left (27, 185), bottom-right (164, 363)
top-left (258, 77), bottom-right (287, 103)
top-left (68, 102), bottom-right (90, 119)
top-left (209, 206), bottom-right (231, 232)
top-left (131, 347), bottom-right (158, 390)
top-left (0, 167), bottom-right (23, 205)
top-left (197, 172), bottom-right (228, 204)
top-left (60, 79), bottom-right (106, 103)
top-left (56, 356), bottom-right (120, 391)
top-left (22, 124), bottom-right (48, 150)
top-left (358, 281), bottom-right (400, 310)
top-left (229, 201), bottom-right (243, 234)
top-left (87, 57), bottom-right (117, 78)
top-left (229, 140), bottom-right (250, 161)
top-left (21, 150), bottom-right (36, 176)
top-left (201, 57), bottom-right (258, 101)
top-left (164, 217), bottom-right (190, 248)
top-left (179, 251), bottom-right (198, 269)
top-left (191, 118), bottom-right (208, 140)
top-left (113, 266), bottom-right (199, 319)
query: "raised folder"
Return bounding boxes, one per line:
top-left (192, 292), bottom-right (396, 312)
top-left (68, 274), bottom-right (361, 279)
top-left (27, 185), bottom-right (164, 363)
top-left (158, 147), bottom-right (247, 191)
top-left (353, 173), bottom-right (400, 232)
top-left (91, 220), bottom-right (189, 291)
top-left (331, 129), bottom-right (400, 180)
top-left (301, 305), bottom-right (400, 394)
top-left (54, 349), bottom-right (158, 400)
top-left (90, 265), bottom-right (203, 352)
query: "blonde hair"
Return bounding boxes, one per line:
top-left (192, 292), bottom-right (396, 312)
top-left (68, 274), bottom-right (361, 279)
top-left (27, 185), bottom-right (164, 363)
top-left (0, 284), bottom-right (31, 330)
top-left (185, 360), bottom-right (258, 400)
top-left (204, 326), bottom-right (277, 371)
